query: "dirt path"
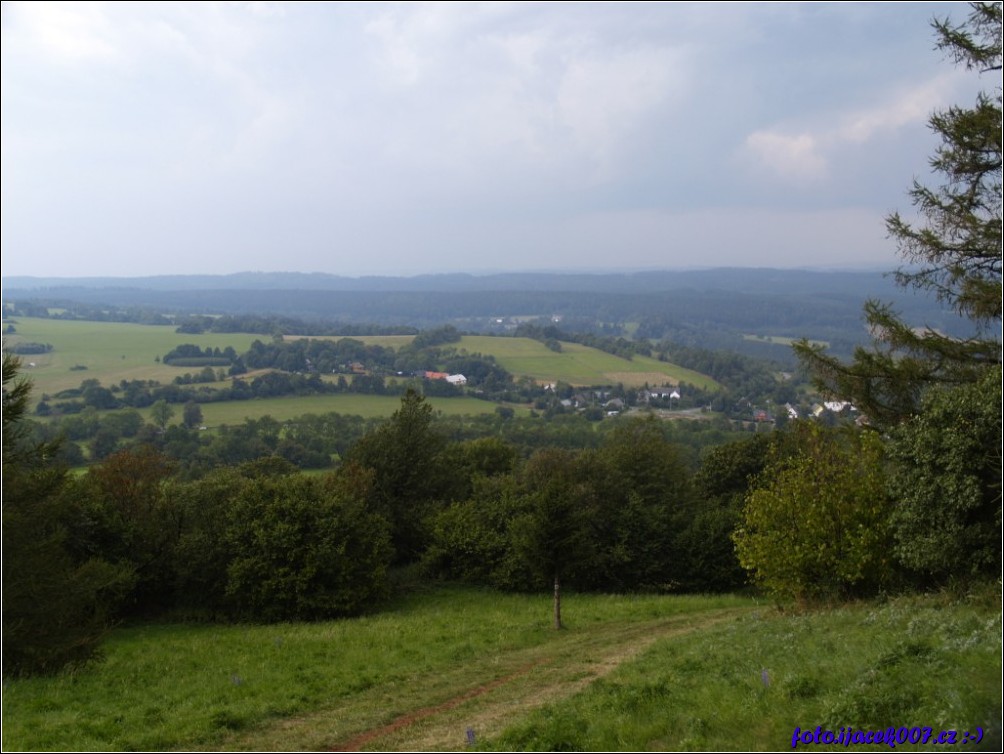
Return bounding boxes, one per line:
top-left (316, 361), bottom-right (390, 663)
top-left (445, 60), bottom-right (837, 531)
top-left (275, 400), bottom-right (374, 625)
top-left (211, 607), bottom-right (748, 752)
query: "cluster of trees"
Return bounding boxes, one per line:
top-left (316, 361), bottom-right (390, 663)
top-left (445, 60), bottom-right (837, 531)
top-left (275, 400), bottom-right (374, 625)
top-left (3, 379), bottom-right (393, 678)
top-left (744, 2), bottom-right (1001, 600)
top-left (161, 344), bottom-right (237, 367)
top-left (5, 341), bottom-right (53, 355)
top-left (514, 322), bottom-right (652, 360)
top-left (172, 313), bottom-right (417, 337)
top-left (2, 367), bottom-right (752, 674)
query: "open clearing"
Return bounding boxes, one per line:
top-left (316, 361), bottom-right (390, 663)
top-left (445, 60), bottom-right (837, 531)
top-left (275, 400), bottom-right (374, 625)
top-left (3, 588), bottom-right (998, 752)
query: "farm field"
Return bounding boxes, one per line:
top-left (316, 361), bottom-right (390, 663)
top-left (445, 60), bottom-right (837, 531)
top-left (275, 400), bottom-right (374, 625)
top-left (2, 317), bottom-right (263, 397)
top-left (1, 587), bottom-right (997, 752)
top-left (458, 336), bottom-right (719, 390)
top-left (3, 318), bottom-right (718, 412)
top-left (179, 393), bottom-right (530, 425)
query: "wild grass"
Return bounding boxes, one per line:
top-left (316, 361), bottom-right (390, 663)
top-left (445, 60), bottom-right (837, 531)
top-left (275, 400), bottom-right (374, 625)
top-left (3, 588), bottom-right (997, 752)
top-left (0, 589), bottom-right (750, 752)
top-left (481, 589), bottom-right (1002, 752)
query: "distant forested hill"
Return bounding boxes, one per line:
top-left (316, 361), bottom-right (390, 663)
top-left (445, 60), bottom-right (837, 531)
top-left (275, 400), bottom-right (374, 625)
top-left (2, 269), bottom-right (974, 362)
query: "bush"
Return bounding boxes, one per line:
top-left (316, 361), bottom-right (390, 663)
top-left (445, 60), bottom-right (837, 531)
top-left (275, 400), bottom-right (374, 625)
top-left (224, 467), bottom-right (392, 621)
top-left (887, 366), bottom-right (1002, 582)
top-left (733, 423), bottom-right (896, 601)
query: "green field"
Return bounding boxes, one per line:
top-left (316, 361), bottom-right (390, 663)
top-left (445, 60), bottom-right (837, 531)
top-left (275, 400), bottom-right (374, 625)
top-left (3, 318), bottom-right (717, 422)
top-left (458, 336), bottom-right (719, 390)
top-left (187, 394), bottom-right (530, 425)
top-left (1, 587), bottom-right (997, 752)
top-left (2, 317), bottom-right (263, 396)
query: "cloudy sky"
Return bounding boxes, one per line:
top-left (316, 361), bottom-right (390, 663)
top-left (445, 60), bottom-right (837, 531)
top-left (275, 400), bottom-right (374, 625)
top-left (0, 1), bottom-right (988, 278)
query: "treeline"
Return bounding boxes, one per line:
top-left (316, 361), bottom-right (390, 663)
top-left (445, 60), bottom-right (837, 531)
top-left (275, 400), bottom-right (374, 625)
top-left (27, 386), bottom-right (743, 477)
top-left (2, 301), bottom-right (418, 337)
top-left (4, 270), bottom-right (974, 362)
top-left (6, 353), bottom-right (999, 678)
top-left (3, 372), bottom-right (753, 676)
top-left (514, 322), bottom-right (651, 359)
top-left (172, 313), bottom-right (417, 337)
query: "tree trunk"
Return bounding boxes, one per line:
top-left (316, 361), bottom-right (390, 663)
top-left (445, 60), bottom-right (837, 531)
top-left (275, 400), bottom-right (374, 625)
top-left (553, 572), bottom-right (562, 630)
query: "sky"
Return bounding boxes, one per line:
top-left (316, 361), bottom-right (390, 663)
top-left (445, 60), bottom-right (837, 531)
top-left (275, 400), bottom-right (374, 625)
top-left (0, 1), bottom-right (990, 278)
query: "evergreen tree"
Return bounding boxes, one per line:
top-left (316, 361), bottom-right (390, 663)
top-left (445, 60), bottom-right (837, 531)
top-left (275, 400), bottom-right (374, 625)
top-left (793, 3), bottom-right (1002, 585)
top-left (347, 389), bottom-right (449, 562)
top-left (794, 2), bottom-right (1001, 428)
top-left (2, 354), bottom-right (131, 675)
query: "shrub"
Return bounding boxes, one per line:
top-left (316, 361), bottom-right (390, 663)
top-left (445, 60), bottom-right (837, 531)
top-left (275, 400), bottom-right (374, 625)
top-left (733, 423), bottom-right (896, 601)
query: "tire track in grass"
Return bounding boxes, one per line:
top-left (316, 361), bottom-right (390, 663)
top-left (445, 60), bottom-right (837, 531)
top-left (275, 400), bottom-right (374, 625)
top-left (325, 608), bottom-right (748, 752)
top-left (326, 660), bottom-right (548, 752)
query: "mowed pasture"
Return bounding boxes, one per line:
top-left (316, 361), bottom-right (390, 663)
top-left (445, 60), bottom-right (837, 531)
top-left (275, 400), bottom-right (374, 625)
top-left (299, 334), bottom-right (718, 390)
top-left (457, 336), bottom-right (719, 390)
top-left (2, 317), bottom-right (263, 397)
top-left (190, 393), bottom-right (531, 426)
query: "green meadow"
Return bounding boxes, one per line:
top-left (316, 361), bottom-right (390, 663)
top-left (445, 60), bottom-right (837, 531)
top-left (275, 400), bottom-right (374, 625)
top-left (2, 317), bottom-right (263, 397)
top-left (1, 587), bottom-right (997, 752)
top-left (3, 319), bottom-right (718, 423)
top-left (458, 336), bottom-right (719, 390)
top-left (179, 394), bottom-right (531, 426)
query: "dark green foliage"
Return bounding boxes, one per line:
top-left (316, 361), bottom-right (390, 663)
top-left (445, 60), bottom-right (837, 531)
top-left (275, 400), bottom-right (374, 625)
top-left (2, 354), bottom-right (131, 676)
top-left (181, 399), bottom-right (203, 429)
top-left (223, 467), bottom-right (392, 621)
top-left (438, 436), bottom-right (519, 502)
top-left (734, 424), bottom-right (897, 601)
top-left (348, 389), bottom-right (450, 562)
top-left (585, 419), bottom-right (692, 591)
top-left (425, 418), bottom-right (699, 596)
top-left (887, 366), bottom-right (1002, 581)
top-left (7, 341), bottom-right (53, 354)
top-left (79, 447), bottom-right (180, 618)
top-left (410, 324), bottom-right (462, 349)
top-left (422, 474), bottom-right (536, 591)
top-left (678, 435), bottom-right (774, 592)
top-left (511, 448), bottom-right (598, 586)
top-left (170, 468), bottom-right (248, 617)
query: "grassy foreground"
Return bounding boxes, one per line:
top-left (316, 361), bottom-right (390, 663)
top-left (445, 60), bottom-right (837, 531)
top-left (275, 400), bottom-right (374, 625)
top-left (1, 588), bottom-right (998, 752)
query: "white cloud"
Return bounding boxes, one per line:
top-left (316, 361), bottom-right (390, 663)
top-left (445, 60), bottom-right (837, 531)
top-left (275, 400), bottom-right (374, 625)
top-left (836, 73), bottom-right (957, 144)
top-left (556, 45), bottom-right (689, 181)
top-left (741, 72), bottom-right (961, 187)
top-left (744, 130), bottom-right (828, 184)
top-left (5, 1), bottom-right (120, 64)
